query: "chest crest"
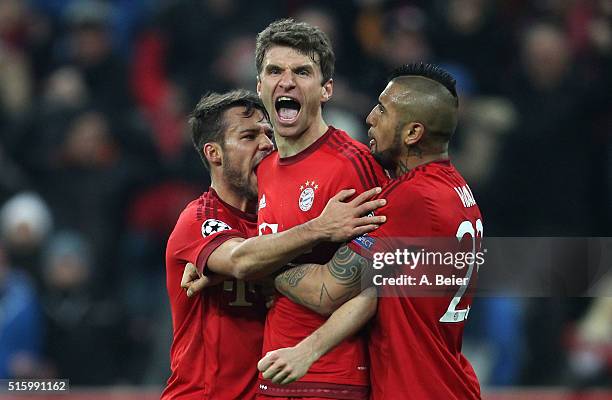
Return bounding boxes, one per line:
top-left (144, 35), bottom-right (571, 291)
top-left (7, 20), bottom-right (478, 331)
top-left (298, 180), bottom-right (319, 212)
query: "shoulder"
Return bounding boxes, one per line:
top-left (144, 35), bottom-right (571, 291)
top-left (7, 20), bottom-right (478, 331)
top-left (322, 127), bottom-right (372, 163)
top-left (380, 178), bottom-right (430, 216)
top-left (368, 177), bottom-right (438, 238)
top-left (174, 193), bottom-right (216, 225)
top-left (169, 192), bottom-right (236, 241)
top-left (321, 127), bottom-right (389, 188)
top-left (382, 162), bottom-right (479, 234)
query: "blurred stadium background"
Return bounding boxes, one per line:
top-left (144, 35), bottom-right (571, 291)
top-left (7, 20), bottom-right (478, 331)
top-left (0, 0), bottom-right (610, 398)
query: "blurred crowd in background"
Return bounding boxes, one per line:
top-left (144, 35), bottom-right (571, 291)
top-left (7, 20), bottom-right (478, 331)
top-left (0, 0), bottom-right (610, 390)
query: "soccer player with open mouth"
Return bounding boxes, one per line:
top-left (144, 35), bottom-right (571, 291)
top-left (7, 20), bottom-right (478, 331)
top-left (254, 19), bottom-right (388, 400)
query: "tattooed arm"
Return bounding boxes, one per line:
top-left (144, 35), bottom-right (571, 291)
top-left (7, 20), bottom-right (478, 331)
top-left (275, 245), bottom-right (372, 316)
top-left (260, 247), bottom-right (376, 384)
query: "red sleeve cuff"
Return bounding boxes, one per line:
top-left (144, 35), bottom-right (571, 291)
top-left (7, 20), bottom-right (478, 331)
top-left (195, 231), bottom-right (246, 274)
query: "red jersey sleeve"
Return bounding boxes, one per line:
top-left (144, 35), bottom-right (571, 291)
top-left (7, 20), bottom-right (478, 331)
top-left (349, 180), bottom-right (433, 258)
top-left (169, 206), bottom-right (247, 275)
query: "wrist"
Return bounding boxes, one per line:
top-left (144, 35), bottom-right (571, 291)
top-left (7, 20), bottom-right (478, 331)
top-left (304, 218), bottom-right (329, 243)
top-left (296, 333), bottom-right (323, 365)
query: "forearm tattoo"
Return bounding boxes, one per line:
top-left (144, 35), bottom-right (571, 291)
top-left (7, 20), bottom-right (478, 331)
top-left (279, 264), bottom-right (312, 287)
top-left (275, 246), bottom-right (370, 312)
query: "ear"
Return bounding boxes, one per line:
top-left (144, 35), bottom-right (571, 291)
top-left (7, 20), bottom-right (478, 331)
top-left (203, 142), bottom-right (223, 167)
top-left (403, 122), bottom-right (425, 146)
top-left (256, 77), bottom-right (262, 97)
top-left (320, 79), bottom-right (333, 103)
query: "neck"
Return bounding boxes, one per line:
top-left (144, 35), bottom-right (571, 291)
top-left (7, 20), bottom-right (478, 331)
top-left (210, 176), bottom-right (255, 214)
top-left (394, 151), bottom-right (448, 178)
top-left (276, 116), bottom-right (328, 158)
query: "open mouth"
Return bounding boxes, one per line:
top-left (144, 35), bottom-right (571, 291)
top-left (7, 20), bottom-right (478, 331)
top-left (275, 96), bottom-right (301, 124)
top-left (368, 130), bottom-right (376, 151)
top-left (369, 139), bottom-right (377, 153)
top-left (251, 151), bottom-right (268, 174)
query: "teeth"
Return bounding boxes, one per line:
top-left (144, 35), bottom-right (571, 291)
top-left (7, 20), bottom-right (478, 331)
top-left (278, 96), bottom-right (295, 102)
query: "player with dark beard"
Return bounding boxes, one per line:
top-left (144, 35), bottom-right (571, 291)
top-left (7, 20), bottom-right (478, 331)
top-left (163, 90), bottom-right (385, 400)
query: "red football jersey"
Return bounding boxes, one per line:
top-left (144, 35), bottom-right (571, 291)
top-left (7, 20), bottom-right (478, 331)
top-left (348, 160), bottom-right (482, 399)
top-left (256, 126), bottom-right (388, 398)
top-left (162, 188), bottom-right (266, 400)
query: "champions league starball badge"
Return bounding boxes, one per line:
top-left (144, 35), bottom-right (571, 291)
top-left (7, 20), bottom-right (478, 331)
top-left (201, 219), bottom-right (231, 237)
top-left (298, 180), bottom-right (319, 211)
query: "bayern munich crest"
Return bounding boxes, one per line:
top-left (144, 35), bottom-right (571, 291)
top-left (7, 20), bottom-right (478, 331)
top-left (298, 180), bottom-right (318, 212)
top-left (201, 219), bottom-right (231, 237)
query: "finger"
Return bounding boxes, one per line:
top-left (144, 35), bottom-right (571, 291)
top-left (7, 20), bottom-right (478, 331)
top-left (186, 262), bottom-right (199, 275)
top-left (356, 199), bottom-right (386, 216)
top-left (181, 272), bottom-right (196, 289)
top-left (257, 353), bottom-right (276, 372)
top-left (262, 363), bottom-right (284, 380)
top-left (352, 224), bottom-right (380, 236)
top-left (280, 374), bottom-right (298, 385)
top-left (180, 275), bottom-right (190, 289)
top-left (187, 276), bottom-right (210, 297)
top-left (355, 215), bottom-right (386, 226)
top-left (180, 263), bottom-right (199, 288)
top-left (271, 369), bottom-right (291, 384)
top-left (350, 187), bottom-right (382, 205)
top-left (331, 188), bottom-right (356, 203)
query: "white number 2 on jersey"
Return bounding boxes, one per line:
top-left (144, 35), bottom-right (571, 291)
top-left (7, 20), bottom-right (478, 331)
top-left (439, 219), bottom-right (483, 323)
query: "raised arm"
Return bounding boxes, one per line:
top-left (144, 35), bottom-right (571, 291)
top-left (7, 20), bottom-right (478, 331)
top-left (182, 188), bottom-right (385, 296)
top-left (274, 245), bottom-right (373, 316)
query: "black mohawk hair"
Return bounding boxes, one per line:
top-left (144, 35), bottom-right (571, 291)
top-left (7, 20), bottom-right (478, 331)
top-left (389, 63), bottom-right (458, 98)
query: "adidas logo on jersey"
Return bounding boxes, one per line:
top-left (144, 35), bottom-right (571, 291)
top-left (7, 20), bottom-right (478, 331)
top-left (259, 194), bottom-right (267, 210)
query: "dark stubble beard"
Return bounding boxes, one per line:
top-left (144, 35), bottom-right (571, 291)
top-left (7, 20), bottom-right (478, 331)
top-left (372, 123), bottom-right (403, 172)
top-left (222, 152), bottom-right (258, 202)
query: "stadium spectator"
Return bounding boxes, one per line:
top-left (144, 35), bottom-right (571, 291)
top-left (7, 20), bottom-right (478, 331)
top-left (41, 230), bottom-right (126, 384)
top-left (0, 241), bottom-right (44, 379)
top-left (0, 192), bottom-right (53, 285)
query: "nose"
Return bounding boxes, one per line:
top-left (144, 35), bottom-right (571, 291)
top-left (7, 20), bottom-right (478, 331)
top-left (258, 132), bottom-right (274, 152)
top-left (279, 69), bottom-right (296, 90)
top-left (366, 106), bottom-right (377, 127)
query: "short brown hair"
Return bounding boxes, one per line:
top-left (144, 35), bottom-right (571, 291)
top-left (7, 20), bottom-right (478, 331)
top-left (255, 18), bottom-right (335, 84)
top-left (190, 89), bottom-right (267, 170)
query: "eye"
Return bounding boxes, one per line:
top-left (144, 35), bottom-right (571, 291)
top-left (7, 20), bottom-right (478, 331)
top-left (297, 69), bottom-right (310, 77)
top-left (377, 104), bottom-right (385, 114)
top-left (269, 67), bottom-right (281, 75)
